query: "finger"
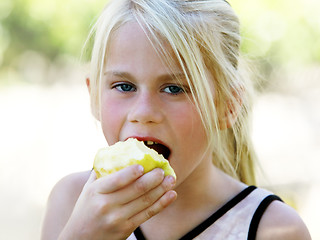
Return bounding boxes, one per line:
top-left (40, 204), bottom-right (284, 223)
top-left (123, 174), bottom-right (176, 216)
top-left (130, 190), bottom-right (177, 225)
top-left (82, 170), bottom-right (97, 191)
top-left (88, 170), bottom-right (97, 183)
top-left (116, 168), bottom-right (166, 205)
top-left (95, 164), bottom-right (144, 193)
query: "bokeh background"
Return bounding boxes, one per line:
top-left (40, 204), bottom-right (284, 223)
top-left (0, 0), bottom-right (319, 239)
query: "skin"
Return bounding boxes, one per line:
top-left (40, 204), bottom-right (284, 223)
top-left (41, 21), bottom-right (311, 240)
top-left (100, 22), bottom-right (211, 189)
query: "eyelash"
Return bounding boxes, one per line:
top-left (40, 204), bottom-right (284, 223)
top-left (162, 85), bottom-right (186, 95)
top-left (112, 83), bottom-right (136, 92)
top-left (111, 82), bottom-right (188, 95)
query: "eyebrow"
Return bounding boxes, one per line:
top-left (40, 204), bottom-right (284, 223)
top-left (104, 71), bottom-right (187, 82)
top-left (104, 71), bottom-right (134, 82)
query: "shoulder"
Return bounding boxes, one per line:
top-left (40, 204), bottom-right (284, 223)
top-left (41, 171), bottom-right (91, 240)
top-left (256, 199), bottom-right (311, 240)
top-left (48, 171), bottom-right (91, 205)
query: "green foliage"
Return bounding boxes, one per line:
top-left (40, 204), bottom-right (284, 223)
top-left (0, 0), bottom-right (106, 67)
top-left (230, 0), bottom-right (320, 65)
top-left (0, 0), bottom-right (319, 85)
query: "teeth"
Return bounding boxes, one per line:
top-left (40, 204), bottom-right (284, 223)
top-left (146, 141), bottom-right (154, 145)
top-left (145, 141), bottom-right (158, 145)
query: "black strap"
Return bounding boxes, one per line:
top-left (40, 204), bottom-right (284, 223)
top-left (179, 186), bottom-right (256, 240)
top-left (134, 185), bottom-right (257, 240)
top-left (247, 195), bottom-right (283, 240)
top-left (134, 226), bottom-right (146, 240)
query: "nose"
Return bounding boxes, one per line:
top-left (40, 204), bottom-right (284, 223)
top-left (128, 92), bottom-right (164, 124)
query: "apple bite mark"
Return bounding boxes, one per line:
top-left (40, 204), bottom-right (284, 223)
top-left (144, 141), bottom-right (171, 160)
top-left (93, 138), bottom-right (176, 179)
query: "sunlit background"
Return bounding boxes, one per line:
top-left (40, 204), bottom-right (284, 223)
top-left (0, 0), bottom-right (319, 239)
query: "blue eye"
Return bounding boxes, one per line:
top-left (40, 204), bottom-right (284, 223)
top-left (114, 83), bottom-right (136, 92)
top-left (163, 85), bottom-right (185, 95)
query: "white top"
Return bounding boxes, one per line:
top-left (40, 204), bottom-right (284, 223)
top-left (127, 186), bottom-right (278, 240)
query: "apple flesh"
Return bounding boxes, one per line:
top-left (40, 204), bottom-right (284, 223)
top-left (93, 138), bottom-right (176, 179)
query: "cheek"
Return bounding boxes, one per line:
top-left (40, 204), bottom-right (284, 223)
top-left (179, 106), bottom-right (208, 152)
top-left (173, 104), bottom-right (205, 137)
top-left (170, 105), bottom-right (209, 178)
top-left (100, 97), bottom-right (124, 144)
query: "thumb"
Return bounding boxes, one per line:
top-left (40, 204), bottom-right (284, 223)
top-left (83, 170), bottom-right (97, 189)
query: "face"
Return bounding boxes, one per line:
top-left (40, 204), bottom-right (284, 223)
top-left (98, 21), bottom-right (213, 185)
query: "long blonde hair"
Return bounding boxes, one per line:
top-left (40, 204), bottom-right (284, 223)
top-left (87, 0), bottom-right (256, 185)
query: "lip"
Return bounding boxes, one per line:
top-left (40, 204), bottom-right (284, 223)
top-left (125, 136), bottom-right (171, 160)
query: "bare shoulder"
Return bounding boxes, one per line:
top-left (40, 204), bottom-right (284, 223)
top-left (41, 171), bottom-right (91, 240)
top-left (48, 170), bottom-right (91, 203)
top-left (256, 200), bottom-right (311, 240)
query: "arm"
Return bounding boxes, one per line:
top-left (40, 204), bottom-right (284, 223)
top-left (41, 171), bottom-right (91, 240)
top-left (41, 167), bottom-right (177, 240)
top-left (256, 200), bottom-right (311, 240)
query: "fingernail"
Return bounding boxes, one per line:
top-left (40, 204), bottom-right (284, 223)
top-left (167, 175), bottom-right (176, 186)
top-left (169, 191), bottom-right (177, 200)
top-left (137, 165), bottom-right (144, 174)
top-left (157, 168), bottom-right (165, 176)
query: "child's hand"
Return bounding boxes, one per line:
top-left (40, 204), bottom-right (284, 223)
top-left (59, 165), bottom-right (177, 240)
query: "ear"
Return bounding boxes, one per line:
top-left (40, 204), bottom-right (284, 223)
top-left (86, 76), bottom-right (91, 93)
top-left (219, 87), bottom-right (244, 130)
top-left (85, 76), bottom-right (100, 121)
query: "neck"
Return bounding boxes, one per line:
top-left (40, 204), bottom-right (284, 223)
top-left (172, 164), bottom-right (245, 216)
top-left (140, 161), bottom-right (246, 240)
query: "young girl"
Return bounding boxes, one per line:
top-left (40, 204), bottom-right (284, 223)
top-left (41, 0), bottom-right (311, 239)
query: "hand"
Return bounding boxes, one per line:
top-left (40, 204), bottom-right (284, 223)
top-left (59, 165), bottom-right (177, 240)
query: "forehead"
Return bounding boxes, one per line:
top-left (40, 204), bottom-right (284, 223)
top-left (103, 21), bottom-right (215, 94)
top-left (96, 19), bottom-right (216, 113)
top-left (106, 21), bottom-right (180, 70)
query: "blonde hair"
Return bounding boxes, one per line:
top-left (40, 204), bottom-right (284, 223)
top-left (87, 0), bottom-right (256, 185)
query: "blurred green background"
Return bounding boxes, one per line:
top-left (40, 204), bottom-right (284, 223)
top-left (0, 0), bottom-right (319, 239)
top-left (1, 0), bottom-right (320, 86)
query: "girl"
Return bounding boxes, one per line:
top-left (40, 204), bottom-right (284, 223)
top-left (41, 0), bottom-right (311, 239)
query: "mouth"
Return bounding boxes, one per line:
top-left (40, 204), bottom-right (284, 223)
top-left (144, 140), bottom-right (171, 160)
